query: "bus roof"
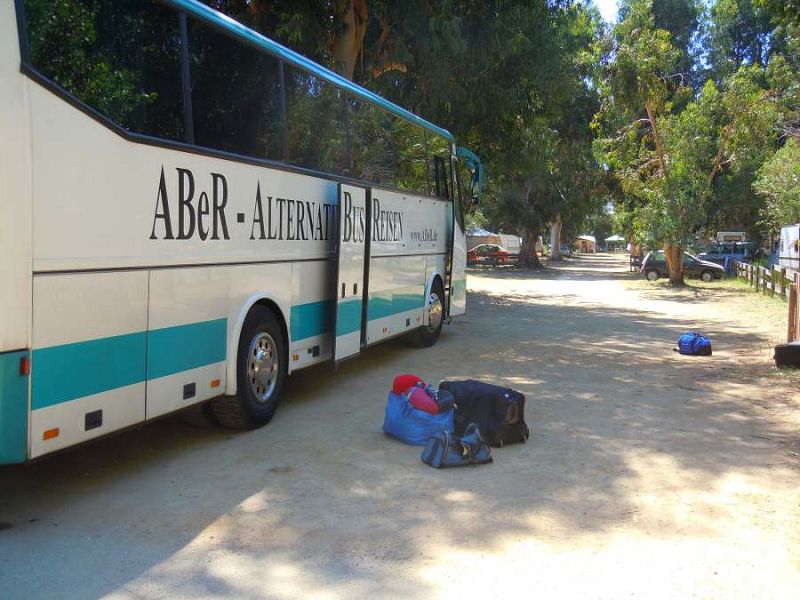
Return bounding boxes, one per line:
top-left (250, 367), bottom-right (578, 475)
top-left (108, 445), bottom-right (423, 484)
top-left (165, 0), bottom-right (455, 144)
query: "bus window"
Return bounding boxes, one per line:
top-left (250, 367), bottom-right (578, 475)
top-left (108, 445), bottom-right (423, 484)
top-left (433, 156), bottom-right (450, 200)
top-left (285, 67), bottom-right (348, 174)
top-left (395, 119), bottom-right (428, 194)
top-left (348, 96), bottom-right (396, 186)
top-left (24, 0), bottom-right (185, 142)
top-left (428, 134), bottom-right (451, 196)
top-left (189, 17), bottom-right (283, 160)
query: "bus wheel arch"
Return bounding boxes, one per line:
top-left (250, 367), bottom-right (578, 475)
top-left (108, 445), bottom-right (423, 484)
top-left (226, 295), bottom-right (289, 396)
top-left (415, 275), bottom-right (445, 347)
top-left (214, 301), bottom-right (288, 430)
top-left (423, 273), bottom-right (445, 326)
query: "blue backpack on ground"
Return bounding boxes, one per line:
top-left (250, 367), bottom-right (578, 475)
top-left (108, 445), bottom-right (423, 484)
top-left (383, 391), bottom-right (454, 445)
top-left (677, 332), bottom-right (712, 356)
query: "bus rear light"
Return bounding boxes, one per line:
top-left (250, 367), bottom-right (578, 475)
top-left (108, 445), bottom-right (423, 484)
top-left (19, 357), bottom-right (30, 376)
top-left (210, 379), bottom-right (221, 389)
top-left (43, 428), bottom-right (59, 441)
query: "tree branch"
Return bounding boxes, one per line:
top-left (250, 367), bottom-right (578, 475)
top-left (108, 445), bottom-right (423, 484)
top-left (645, 100), bottom-right (667, 175)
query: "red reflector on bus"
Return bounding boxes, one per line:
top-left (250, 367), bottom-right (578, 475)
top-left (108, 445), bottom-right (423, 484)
top-left (19, 357), bottom-right (31, 376)
top-left (210, 379), bottom-right (221, 388)
top-left (43, 428), bottom-right (59, 441)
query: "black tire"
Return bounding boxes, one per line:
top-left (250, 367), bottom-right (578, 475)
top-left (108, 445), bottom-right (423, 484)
top-left (645, 269), bottom-right (660, 281)
top-left (211, 305), bottom-right (286, 429)
top-left (414, 279), bottom-right (445, 347)
top-left (700, 270), bottom-right (715, 282)
top-left (774, 343), bottom-right (800, 368)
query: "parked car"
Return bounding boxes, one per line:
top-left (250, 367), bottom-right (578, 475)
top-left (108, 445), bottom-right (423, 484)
top-left (467, 244), bottom-right (513, 265)
top-left (641, 250), bottom-right (725, 282)
top-left (559, 243), bottom-right (571, 257)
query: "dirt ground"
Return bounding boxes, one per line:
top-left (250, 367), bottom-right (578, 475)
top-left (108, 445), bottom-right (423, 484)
top-left (1, 254), bottom-right (799, 599)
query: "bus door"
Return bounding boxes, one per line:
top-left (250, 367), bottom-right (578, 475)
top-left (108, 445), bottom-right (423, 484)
top-left (449, 155), bottom-right (470, 316)
top-left (333, 183), bottom-right (370, 363)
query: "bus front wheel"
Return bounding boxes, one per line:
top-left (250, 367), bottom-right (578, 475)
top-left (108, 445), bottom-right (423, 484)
top-left (414, 280), bottom-right (445, 347)
top-left (212, 305), bottom-right (286, 429)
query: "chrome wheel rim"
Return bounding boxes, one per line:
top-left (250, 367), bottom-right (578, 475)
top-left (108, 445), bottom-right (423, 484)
top-left (426, 291), bottom-right (443, 334)
top-left (647, 270), bottom-right (658, 281)
top-left (247, 332), bottom-right (278, 404)
top-left (701, 272), bottom-right (712, 282)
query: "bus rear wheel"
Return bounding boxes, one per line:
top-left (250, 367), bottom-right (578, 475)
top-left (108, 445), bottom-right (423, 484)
top-left (414, 280), bottom-right (444, 347)
top-left (212, 305), bottom-right (286, 430)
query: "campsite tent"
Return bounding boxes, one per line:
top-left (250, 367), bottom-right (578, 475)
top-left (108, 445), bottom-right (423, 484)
top-left (605, 234), bottom-right (626, 252)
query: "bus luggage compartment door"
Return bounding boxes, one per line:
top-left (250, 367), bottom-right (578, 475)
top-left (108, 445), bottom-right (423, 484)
top-left (333, 184), bottom-right (369, 363)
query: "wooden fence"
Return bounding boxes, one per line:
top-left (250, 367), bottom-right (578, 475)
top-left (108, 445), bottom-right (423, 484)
top-left (735, 261), bottom-right (800, 341)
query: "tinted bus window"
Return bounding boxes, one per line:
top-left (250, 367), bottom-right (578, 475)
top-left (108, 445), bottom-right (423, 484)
top-left (395, 119), bottom-right (428, 194)
top-left (428, 134), bottom-right (451, 198)
top-left (189, 19), bottom-right (283, 160)
top-left (285, 67), bottom-right (348, 174)
top-left (349, 96), bottom-right (396, 186)
top-left (24, 0), bottom-right (185, 141)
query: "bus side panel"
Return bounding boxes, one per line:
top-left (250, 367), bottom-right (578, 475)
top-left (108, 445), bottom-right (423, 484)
top-left (30, 272), bottom-right (148, 458)
top-left (365, 189), bottom-right (448, 345)
top-left (145, 267), bottom-right (229, 420)
top-left (0, 2), bottom-right (33, 353)
top-left (289, 260), bottom-right (335, 371)
top-left (28, 81), bottom-right (337, 273)
top-left (0, 350), bottom-right (29, 464)
top-left (366, 256), bottom-right (426, 344)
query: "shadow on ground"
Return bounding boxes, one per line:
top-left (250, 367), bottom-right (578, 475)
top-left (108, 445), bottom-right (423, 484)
top-left (0, 257), bottom-right (798, 598)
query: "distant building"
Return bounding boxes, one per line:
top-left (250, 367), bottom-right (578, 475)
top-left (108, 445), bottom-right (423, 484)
top-left (577, 235), bottom-right (596, 253)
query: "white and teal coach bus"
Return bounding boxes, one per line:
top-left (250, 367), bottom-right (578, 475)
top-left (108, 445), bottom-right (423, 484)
top-left (0, 0), bottom-right (482, 463)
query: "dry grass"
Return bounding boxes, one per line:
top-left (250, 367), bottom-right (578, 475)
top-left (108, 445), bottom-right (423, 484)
top-left (622, 274), bottom-right (789, 335)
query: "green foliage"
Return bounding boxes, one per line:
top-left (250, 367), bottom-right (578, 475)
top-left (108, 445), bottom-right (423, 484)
top-left (25, 0), bottom-right (140, 122)
top-left (596, 0), bottom-right (792, 275)
top-left (704, 0), bottom-right (773, 81)
top-left (754, 138), bottom-right (800, 231)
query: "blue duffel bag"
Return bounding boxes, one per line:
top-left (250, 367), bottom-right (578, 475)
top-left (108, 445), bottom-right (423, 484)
top-left (383, 391), bottom-right (454, 445)
top-left (677, 332), bottom-right (712, 356)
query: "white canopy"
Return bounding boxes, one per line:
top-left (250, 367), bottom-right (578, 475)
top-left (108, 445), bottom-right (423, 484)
top-left (467, 226), bottom-right (496, 236)
top-left (605, 234), bottom-right (626, 242)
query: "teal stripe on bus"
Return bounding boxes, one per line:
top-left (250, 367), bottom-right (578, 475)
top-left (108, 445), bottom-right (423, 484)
top-left (146, 318), bottom-right (227, 380)
top-left (32, 332), bottom-right (147, 410)
top-left (336, 299), bottom-right (363, 336)
top-left (31, 319), bottom-right (228, 409)
top-left (0, 350), bottom-right (29, 464)
top-left (291, 300), bottom-right (334, 341)
top-left (367, 292), bottom-right (425, 321)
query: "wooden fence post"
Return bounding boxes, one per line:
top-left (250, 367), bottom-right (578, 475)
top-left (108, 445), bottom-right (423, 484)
top-left (771, 267), bottom-right (777, 296)
top-left (780, 267), bottom-right (787, 298)
top-left (750, 264), bottom-right (755, 287)
top-left (789, 283), bottom-right (798, 342)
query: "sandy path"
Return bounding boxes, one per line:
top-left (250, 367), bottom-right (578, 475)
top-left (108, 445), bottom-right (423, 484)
top-left (1, 254), bottom-right (798, 599)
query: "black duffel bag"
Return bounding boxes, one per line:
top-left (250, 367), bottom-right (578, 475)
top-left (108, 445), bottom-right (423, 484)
top-left (439, 380), bottom-right (530, 447)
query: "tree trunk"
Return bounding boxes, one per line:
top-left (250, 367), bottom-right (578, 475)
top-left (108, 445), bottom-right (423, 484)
top-left (630, 237), bottom-right (641, 258)
top-left (520, 231), bottom-right (544, 268)
top-left (331, 0), bottom-right (368, 79)
top-left (664, 244), bottom-right (685, 286)
top-left (549, 216), bottom-right (563, 261)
